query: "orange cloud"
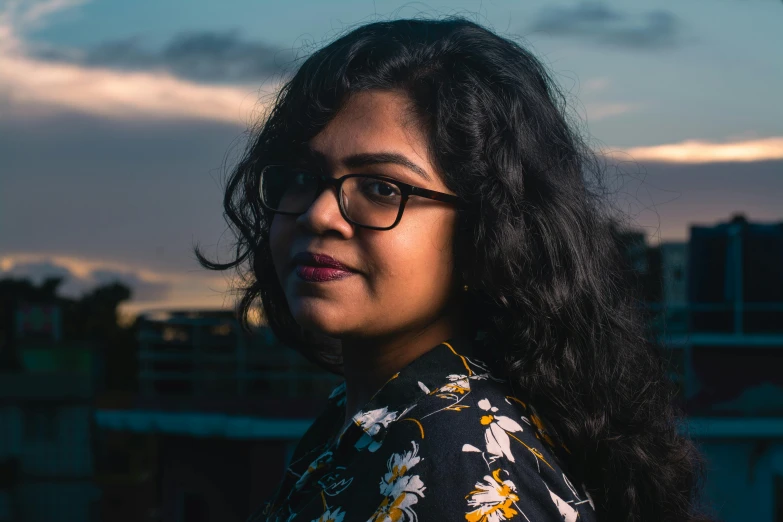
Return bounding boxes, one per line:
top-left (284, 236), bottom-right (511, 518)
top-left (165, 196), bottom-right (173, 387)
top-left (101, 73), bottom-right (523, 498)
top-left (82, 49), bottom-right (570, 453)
top-left (612, 137), bottom-right (783, 164)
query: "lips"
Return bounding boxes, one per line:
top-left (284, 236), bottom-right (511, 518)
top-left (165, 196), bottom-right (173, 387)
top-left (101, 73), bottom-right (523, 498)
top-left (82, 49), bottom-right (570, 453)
top-left (291, 252), bottom-right (355, 283)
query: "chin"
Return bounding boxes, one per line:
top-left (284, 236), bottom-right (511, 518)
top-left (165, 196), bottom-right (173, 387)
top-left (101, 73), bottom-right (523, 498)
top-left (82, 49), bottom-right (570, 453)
top-left (289, 298), bottom-right (352, 337)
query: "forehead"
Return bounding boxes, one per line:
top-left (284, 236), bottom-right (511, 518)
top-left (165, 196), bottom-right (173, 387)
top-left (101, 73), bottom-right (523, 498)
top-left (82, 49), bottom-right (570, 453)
top-left (309, 90), bottom-right (431, 169)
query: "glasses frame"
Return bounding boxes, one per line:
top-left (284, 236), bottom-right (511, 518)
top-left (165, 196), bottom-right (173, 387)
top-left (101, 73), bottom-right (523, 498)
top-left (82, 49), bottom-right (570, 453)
top-left (259, 164), bottom-right (463, 231)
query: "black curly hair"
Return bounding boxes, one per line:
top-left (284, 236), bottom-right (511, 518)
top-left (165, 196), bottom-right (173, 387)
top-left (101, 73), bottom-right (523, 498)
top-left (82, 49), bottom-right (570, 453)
top-left (196, 17), bottom-right (708, 522)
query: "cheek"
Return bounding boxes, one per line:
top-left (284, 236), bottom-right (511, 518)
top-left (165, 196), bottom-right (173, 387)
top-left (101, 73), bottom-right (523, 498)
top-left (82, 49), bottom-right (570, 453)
top-left (371, 211), bottom-right (456, 296)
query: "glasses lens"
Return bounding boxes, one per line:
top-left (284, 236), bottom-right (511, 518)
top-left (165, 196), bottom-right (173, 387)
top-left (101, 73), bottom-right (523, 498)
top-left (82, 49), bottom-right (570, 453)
top-left (260, 167), bottom-right (404, 228)
top-left (261, 166), bottom-right (319, 213)
top-left (342, 176), bottom-right (402, 228)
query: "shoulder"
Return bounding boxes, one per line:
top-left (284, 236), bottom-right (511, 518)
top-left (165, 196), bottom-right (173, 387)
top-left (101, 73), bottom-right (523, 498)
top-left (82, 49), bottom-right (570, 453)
top-left (378, 362), bottom-right (597, 521)
top-left (393, 369), bottom-right (559, 479)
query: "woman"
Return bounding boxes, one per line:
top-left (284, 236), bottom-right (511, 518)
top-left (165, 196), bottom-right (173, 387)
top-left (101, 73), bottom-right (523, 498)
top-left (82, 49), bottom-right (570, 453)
top-left (197, 17), bottom-right (706, 522)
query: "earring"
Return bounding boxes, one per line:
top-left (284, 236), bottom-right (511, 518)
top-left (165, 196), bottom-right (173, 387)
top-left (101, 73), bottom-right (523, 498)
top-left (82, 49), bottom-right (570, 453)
top-left (463, 284), bottom-right (469, 292)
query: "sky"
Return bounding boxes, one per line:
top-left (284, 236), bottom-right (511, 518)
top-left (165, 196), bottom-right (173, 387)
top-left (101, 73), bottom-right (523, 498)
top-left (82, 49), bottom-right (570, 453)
top-left (1, 0), bottom-right (781, 318)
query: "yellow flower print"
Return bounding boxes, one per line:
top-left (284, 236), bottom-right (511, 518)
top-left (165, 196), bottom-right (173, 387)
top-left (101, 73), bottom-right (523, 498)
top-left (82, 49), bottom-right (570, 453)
top-left (312, 506), bottom-right (346, 522)
top-left (465, 468), bottom-right (520, 522)
top-left (529, 414), bottom-right (556, 448)
top-left (368, 441), bottom-right (426, 522)
top-left (440, 375), bottom-right (470, 394)
top-left (368, 475), bottom-right (426, 522)
top-left (380, 441), bottom-right (423, 496)
top-left (439, 373), bottom-right (488, 394)
top-left (477, 398), bottom-right (524, 463)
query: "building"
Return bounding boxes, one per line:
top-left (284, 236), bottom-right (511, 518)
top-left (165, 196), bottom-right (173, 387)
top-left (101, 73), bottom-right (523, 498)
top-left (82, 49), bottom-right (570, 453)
top-left (93, 310), bottom-right (341, 522)
top-left (0, 303), bottom-right (100, 522)
top-left (654, 214), bottom-right (783, 521)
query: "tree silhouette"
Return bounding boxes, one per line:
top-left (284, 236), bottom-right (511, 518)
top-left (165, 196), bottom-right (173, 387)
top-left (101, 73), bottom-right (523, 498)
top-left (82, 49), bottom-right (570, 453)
top-left (0, 276), bottom-right (139, 391)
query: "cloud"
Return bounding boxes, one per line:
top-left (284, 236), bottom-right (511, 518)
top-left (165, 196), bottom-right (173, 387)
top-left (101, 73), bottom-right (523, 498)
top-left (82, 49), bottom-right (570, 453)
top-left (583, 101), bottom-right (638, 120)
top-left (0, 0), bottom-right (89, 53)
top-left (0, 2), bottom-right (279, 124)
top-left (609, 137), bottom-right (783, 164)
top-left (582, 77), bottom-right (611, 93)
top-left (530, 2), bottom-right (683, 50)
top-left (0, 253), bottom-right (236, 321)
top-left (0, 53), bottom-right (270, 123)
top-left (0, 256), bottom-right (171, 301)
top-left (34, 30), bottom-right (298, 84)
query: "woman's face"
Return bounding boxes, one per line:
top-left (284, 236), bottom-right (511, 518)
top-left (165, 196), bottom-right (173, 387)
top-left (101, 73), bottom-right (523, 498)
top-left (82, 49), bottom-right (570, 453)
top-left (269, 90), bottom-right (460, 340)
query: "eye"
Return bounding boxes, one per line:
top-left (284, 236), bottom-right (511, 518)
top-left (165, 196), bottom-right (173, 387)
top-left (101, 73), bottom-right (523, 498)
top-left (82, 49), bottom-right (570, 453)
top-left (358, 178), bottom-right (401, 200)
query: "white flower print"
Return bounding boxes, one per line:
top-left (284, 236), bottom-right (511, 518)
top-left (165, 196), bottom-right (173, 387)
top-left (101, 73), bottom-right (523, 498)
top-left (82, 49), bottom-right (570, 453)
top-left (465, 468), bottom-right (521, 522)
top-left (380, 441), bottom-right (423, 496)
top-left (312, 506), bottom-right (346, 522)
top-left (463, 356), bottom-right (507, 383)
top-left (368, 441), bottom-right (426, 522)
top-left (355, 407), bottom-right (399, 436)
top-left (263, 342), bottom-right (597, 522)
top-left (438, 373), bottom-right (488, 394)
top-left (353, 407), bottom-right (401, 452)
top-left (478, 398), bottom-right (524, 463)
top-left (463, 355), bottom-right (492, 373)
top-left (548, 488), bottom-right (578, 522)
top-left (440, 374), bottom-right (471, 394)
top-left (582, 484), bottom-right (596, 510)
top-left (368, 475), bottom-right (426, 522)
top-left (562, 473), bottom-right (580, 501)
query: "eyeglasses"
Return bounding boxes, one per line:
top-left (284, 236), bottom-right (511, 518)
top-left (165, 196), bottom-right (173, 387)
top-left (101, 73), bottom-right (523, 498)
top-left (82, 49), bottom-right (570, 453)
top-left (259, 164), bottom-right (462, 230)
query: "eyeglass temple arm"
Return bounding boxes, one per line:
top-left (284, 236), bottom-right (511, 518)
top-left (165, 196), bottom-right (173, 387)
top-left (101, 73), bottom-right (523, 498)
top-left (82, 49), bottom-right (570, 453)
top-left (408, 185), bottom-right (462, 205)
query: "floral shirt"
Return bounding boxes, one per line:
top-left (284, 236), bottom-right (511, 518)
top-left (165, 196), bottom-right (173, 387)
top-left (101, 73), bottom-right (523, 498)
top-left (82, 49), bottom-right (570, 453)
top-left (250, 337), bottom-right (597, 522)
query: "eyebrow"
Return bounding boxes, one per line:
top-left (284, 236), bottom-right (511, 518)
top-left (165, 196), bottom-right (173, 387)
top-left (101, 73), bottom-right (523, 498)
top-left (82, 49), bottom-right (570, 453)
top-left (302, 146), bottom-right (432, 182)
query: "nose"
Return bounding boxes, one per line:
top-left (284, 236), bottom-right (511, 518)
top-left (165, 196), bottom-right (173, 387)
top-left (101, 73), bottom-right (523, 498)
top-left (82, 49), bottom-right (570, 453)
top-left (296, 182), bottom-right (355, 238)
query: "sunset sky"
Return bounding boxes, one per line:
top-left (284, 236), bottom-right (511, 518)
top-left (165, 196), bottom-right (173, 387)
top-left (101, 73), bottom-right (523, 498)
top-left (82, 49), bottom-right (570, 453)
top-left (1, 0), bottom-right (781, 318)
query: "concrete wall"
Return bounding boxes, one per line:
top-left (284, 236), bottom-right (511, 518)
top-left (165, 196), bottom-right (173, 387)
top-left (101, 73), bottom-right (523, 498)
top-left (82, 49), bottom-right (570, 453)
top-left (698, 440), bottom-right (783, 522)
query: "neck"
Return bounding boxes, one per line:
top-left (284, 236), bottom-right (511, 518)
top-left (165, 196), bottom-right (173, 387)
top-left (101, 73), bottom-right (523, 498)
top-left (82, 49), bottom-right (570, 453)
top-left (338, 313), bottom-right (460, 430)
